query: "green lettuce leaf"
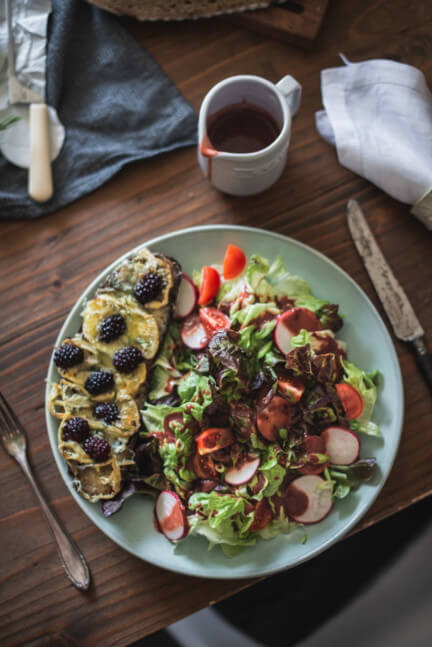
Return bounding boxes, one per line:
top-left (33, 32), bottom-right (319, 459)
top-left (187, 492), bottom-right (256, 553)
top-left (187, 516), bottom-right (256, 555)
top-left (141, 403), bottom-right (181, 434)
top-left (231, 302), bottom-right (279, 328)
top-left (217, 274), bottom-right (249, 307)
top-left (148, 323), bottom-right (183, 400)
top-left (148, 365), bottom-right (173, 401)
top-left (293, 294), bottom-right (329, 313)
top-left (258, 513), bottom-right (298, 539)
top-left (177, 372), bottom-right (215, 422)
top-left (246, 254), bottom-right (312, 299)
top-left (259, 446), bottom-right (286, 497)
top-left (290, 329), bottom-right (313, 349)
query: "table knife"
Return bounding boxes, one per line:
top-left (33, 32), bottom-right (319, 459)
top-left (347, 199), bottom-right (432, 395)
top-left (5, 0), bottom-right (53, 202)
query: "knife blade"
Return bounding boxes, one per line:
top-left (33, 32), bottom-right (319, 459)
top-left (5, 0), bottom-right (53, 202)
top-left (347, 199), bottom-right (432, 394)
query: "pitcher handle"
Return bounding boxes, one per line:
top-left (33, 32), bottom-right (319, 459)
top-left (276, 75), bottom-right (302, 117)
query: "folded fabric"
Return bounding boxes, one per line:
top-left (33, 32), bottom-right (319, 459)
top-left (316, 55), bottom-right (432, 229)
top-left (0, 0), bottom-right (197, 219)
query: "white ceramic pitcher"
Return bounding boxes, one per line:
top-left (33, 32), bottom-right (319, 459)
top-left (197, 74), bottom-right (301, 196)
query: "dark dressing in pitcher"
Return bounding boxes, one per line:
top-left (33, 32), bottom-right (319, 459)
top-left (207, 102), bottom-right (281, 154)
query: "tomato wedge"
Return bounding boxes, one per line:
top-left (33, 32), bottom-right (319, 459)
top-left (335, 383), bottom-right (363, 419)
top-left (277, 375), bottom-right (305, 403)
top-left (198, 266), bottom-right (221, 306)
top-left (199, 307), bottom-right (230, 335)
top-left (249, 498), bottom-right (273, 532)
top-left (223, 244), bottom-right (247, 280)
top-left (256, 396), bottom-right (292, 442)
top-left (196, 428), bottom-right (235, 455)
top-left (192, 452), bottom-right (217, 479)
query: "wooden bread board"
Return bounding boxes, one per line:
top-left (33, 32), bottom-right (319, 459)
top-left (228, 0), bottom-right (329, 47)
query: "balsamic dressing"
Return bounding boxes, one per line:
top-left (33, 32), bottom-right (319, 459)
top-left (207, 102), bottom-right (280, 154)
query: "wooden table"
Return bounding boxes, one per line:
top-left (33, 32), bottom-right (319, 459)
top-left (1, 1), bottom-right (431, 645)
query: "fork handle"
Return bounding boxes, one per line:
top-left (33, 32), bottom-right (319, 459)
top-left (16, 452), bottom-right (91, 590)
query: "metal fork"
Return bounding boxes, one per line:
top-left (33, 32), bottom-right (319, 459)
top-left (0, 391), bottom-right (91, 590)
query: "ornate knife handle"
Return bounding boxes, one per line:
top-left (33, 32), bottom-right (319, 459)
top-left (412, 338), bottom-right (432, 396)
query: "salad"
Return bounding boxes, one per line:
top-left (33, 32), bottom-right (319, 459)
top-left (106, 244), bottom-right (381, 556)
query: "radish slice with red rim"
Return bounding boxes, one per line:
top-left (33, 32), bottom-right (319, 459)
top-left (174, 273), bottom-right (198, 320)
top-left (274, 307), bottom-right (322, 355)
top-left (155, 490), bottom-right (189, 541)
top-left (285, 475), bottom-right (333, 524)
top-left (225, 456), bottom-right (261, 486)
top-left (322, 426), bottom-right (360, 465)
top-left (180, 314), bottom-right (209, 349)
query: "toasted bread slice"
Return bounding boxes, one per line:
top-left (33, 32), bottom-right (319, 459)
top-left (50, 248), bottom-right (181, 501)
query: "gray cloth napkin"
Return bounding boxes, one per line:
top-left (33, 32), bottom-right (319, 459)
top-left (0, 0), bottom-right (197, 219)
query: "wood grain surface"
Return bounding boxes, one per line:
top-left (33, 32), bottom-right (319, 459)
top-left (228, 0), bottom-right (329, 47)
top-left (1, 1), bottom-right (432, 646)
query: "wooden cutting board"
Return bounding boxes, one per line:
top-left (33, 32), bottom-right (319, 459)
top-left (229, 0), bottom-right (329, 47)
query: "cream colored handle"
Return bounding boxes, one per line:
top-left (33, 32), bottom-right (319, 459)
top-left (29, 103), bottom-right (53, 202)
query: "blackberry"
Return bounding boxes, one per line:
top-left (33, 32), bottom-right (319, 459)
top-left (84, 370), bottom-right (114, 395)
top-left (113, 346), bottom-right (143, 373)
top-left (83, 436), bottom-right (111, 462)
top-left (98, 314), bottom-right (126, 343)
top-left (54, 343), bottom-right (84, 369)
top-left (94, 402), bottom-right (120, 424)
top-left (63, 417), bottom-right (90, 442)
top-left (134, 271), bottom-right (164, 304)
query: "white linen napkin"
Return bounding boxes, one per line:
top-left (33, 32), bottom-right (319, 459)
top-left (315, 55), bottom-right (432, 229)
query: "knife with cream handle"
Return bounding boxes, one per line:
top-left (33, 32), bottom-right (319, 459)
top-left (5, 0), bottom-right (53, 202)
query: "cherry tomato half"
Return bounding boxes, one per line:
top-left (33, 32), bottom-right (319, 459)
top-left (256, 396), bottom-right (292, 442)
top-left (192, 452), bottom-right (217, 479)
top-left (223, 244), bottom-right (247, 280)
top-left (277, 375), bottom-right (305, 403)
top-left (335, 383), bottom-right (364, 419)
top-left (199, 307), bottom-right (230, 335)
top-left (198, 266), bottom-right (221, 306)
top-left (249, 498), bottom-right (273, 532)
top-left (196, 428), bottom-right (235, 455)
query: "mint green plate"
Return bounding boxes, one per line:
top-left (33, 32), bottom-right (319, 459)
top-left (45, 225), bottom-right (403, 578)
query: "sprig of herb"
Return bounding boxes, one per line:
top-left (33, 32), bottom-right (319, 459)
top-left (0, 115), bottom-right (20, 131)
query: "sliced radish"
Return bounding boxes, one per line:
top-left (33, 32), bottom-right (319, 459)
top-left (256, 395), bottom-right (292, 442)
top-left (274, 307), bottom-right (322, 355)
top-left (273, 316), bottom-right (293, 355)
top-left (180, 314), bottom-right (210, 349)
top-left (286, 475), bottom-right (333, 524)
top-left (322, 426), bottom-right (360, 465)
top-left (225, 456), bottom-right (260, 486)
top-left (174, 273), bottom-right (198, 319)
top-left (155, 490), bottom-right (189, 541)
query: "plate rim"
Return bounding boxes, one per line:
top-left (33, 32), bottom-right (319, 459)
top-left (45, 224), bottom-right (404, 579)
